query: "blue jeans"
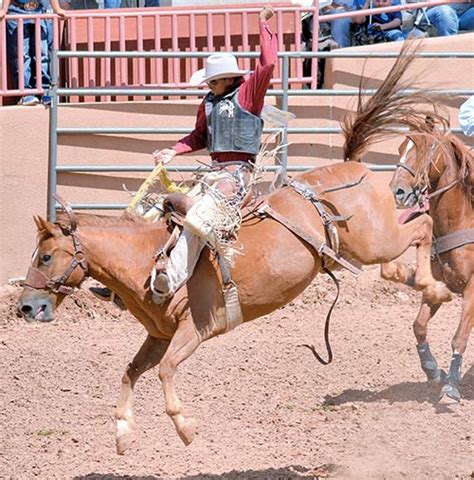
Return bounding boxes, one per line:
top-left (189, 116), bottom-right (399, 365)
top-left (331, 17), bottom-right (352, 48)
top-left (6, 18), bottom-right (50, 90)
top-left (453, 3), bottom-right (474, 31)
top-left (383, 29), bottom-right (406, 42)
top-left (104, 0), bottom-right (121, 7)
top-left (426, 3), bottom-right (473, 36)
top-left (145, 0), bottom-right (160, 6)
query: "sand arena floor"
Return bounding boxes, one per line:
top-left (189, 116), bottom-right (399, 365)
top-left (0, 267), bottom-right (472, 479)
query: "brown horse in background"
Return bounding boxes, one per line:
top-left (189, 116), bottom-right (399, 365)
top-left (17, 43), bottom-right (450, 454)
top-left (390, 128), bottom-right (473, 402)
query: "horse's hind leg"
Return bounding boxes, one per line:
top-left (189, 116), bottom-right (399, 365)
top-left (441, 278), bottom-right (474, 403)
top-left (159, 317), bottom-right (202, 446)
top-left (381, 214), bottom-right (451, 304)
top-left (412, 301), bottom-right (446, 383)
top-left (115, 335), bottom-right (169, 454)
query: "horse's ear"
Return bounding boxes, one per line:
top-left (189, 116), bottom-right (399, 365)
top-left (33, 216), bottom-right (60, 237)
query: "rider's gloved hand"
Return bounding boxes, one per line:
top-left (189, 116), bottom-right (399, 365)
top-left (153, 148), bottom-right (177, 166)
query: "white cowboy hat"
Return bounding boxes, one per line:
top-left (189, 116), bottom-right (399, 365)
top-left (189, 53), bottom-right (250, 86)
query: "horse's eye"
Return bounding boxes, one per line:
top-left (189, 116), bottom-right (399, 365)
top-left (41, 254), bottom-right (52, 264)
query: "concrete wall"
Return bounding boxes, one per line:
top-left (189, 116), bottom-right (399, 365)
top-left (1, 33), bottom-right (473, 284)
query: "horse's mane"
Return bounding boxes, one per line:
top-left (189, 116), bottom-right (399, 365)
top-left (412, 129), bottom-right (473, 198)
top-left (342, 41), bottom-right (450, 162)
top-left (56, 211), bottom-right (152, 228)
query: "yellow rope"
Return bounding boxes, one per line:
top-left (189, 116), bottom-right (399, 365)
top-left (127, 163), bottom-right (189, 213)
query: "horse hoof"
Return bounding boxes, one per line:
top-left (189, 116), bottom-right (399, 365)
top-left (439, 383), bottom-right (461, 404)
top-left (116, 432), bottom-right (134, 455)
top-left (177, 418), bottom-right (197, 446)
top-left (116, 419), bottom-right (134, 455)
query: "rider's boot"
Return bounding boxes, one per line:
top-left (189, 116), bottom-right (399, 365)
top-left (151, 230), bottom-right (205, 305)
top-left (89, 286), bottom-right (126, 310)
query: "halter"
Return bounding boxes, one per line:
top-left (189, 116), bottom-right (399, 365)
top-left (23, 194), bottom-right (88, 295)
top-left (395, 138), bottom-right (459, 207)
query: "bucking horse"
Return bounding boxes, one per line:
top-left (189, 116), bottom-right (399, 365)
top-left (17, 42), bottom-right (451, 453)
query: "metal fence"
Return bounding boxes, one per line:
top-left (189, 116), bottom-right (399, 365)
top-left (1, 0), bottom-right (469, 102)
top-left (48, 48), bottom-right (474, 220)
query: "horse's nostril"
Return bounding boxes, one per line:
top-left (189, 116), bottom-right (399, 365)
top-left (20, 305), bottom-right (33, 315)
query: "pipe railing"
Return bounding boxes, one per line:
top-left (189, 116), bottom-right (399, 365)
top-left (1, 0), bottom-right (471, 101)
top-left (47, 48), bottom-right (473, 218)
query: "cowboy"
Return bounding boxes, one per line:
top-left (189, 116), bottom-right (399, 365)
top-left (149, 5), bottom-right (277, 304)
top-left (89, 6), bottom-right (277, 308)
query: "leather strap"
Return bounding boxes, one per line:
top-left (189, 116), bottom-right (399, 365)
top-left (260, 204), bottom-right (362, 276)
top-left (433, 228), bottom-right (474, 256)
top-left (218, 254), bottom-right (244, 332)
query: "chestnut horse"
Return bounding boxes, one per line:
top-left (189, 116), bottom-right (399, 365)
top-left (390, 128), bottom-right (473, 402)
top-left (17, 44), bottom-right (450, 453)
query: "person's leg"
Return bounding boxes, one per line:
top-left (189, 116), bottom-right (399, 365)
top-left (39, 21), bottom-right (51, 90)
top-left (104, 0), bottom-right (121, 7)
top-left (426, 5), bottom-right (459, 36)
top-left (152, 230), bottom-right (206, 304)
top-left (455, 5), bottom-right (474, 31)
top-left (6, 19), bottom-right (19, 89)
top-left (383, 29), bottom-right (406, 42)
top-left (23, 23), bottom-right (35, 90)
top-left (330, 17), bottom-right (352, 48)
top-left (144, 0), bottom-right (160, 6)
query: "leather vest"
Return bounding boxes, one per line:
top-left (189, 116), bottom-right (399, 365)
top-left (205, 88), bottom-right (263, 156)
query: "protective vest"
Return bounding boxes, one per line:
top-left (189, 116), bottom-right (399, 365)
top-left (205, 88), bottom-right (263, 156)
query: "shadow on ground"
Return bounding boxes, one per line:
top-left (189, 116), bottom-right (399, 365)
top-left (74, 464), bottom-right (339, 479)
top-left (323, 365), bottom-right (474, 408)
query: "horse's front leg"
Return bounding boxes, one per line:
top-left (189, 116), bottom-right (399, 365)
top-left (382, 214), bottom-right (451, 304)
top-left (116, 335), bottom-right (169, 454)
top-left (441, 278), bottom-right (474, 403)
top-left (159, 317), bottom-right (202, 446)
top-left (412, 300), bottom-right (445, 383)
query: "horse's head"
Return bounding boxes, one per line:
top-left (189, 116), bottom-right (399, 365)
top-left (390, 136), bottom-right (422, 208)
top-left (390, 124), bottom-right (449, 209)
top-left (17, 216), bottom-right (88, 322)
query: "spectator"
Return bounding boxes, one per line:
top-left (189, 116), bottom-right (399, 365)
top-left (300, 0), bottom-right (356, 49)
top-left (329, 0), bottom-right (363, 48)
top-left (459, 96), bottom-right (474, 137)
top-left (103, 0), bottom-right (120, 8)
top-left (408, 2), bottom-right (473, 37)
top-left (0, 0), bottom-right (66, 105)
top-left (353, 0), bottom-right (406, 43)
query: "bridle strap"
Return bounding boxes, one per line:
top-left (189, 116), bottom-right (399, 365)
top-left (395, 162), bottom-right (416, 177)
top-left (24, 194), bottom-right (88, 295)
top-left (53, 193), bottom-right (88, 271)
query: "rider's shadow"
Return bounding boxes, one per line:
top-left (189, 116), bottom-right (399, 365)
top-left (322, 365), bottom-right (474, 408)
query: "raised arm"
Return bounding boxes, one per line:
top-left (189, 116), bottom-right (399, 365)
top-left (239, 6), bottom-right (278, 116)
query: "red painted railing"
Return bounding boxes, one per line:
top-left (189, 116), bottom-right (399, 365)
top-left (0, 0), bottom-right (468, 104)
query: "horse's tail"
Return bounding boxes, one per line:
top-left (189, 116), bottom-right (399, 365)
top-left (342, 40), bottom-right (450, 162)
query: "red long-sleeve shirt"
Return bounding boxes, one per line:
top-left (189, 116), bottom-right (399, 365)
top-left (172, 20), bottom-right (278, 163)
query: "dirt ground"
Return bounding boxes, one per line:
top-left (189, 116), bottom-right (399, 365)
top-left (0, 267), bottom-right (472, 480)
